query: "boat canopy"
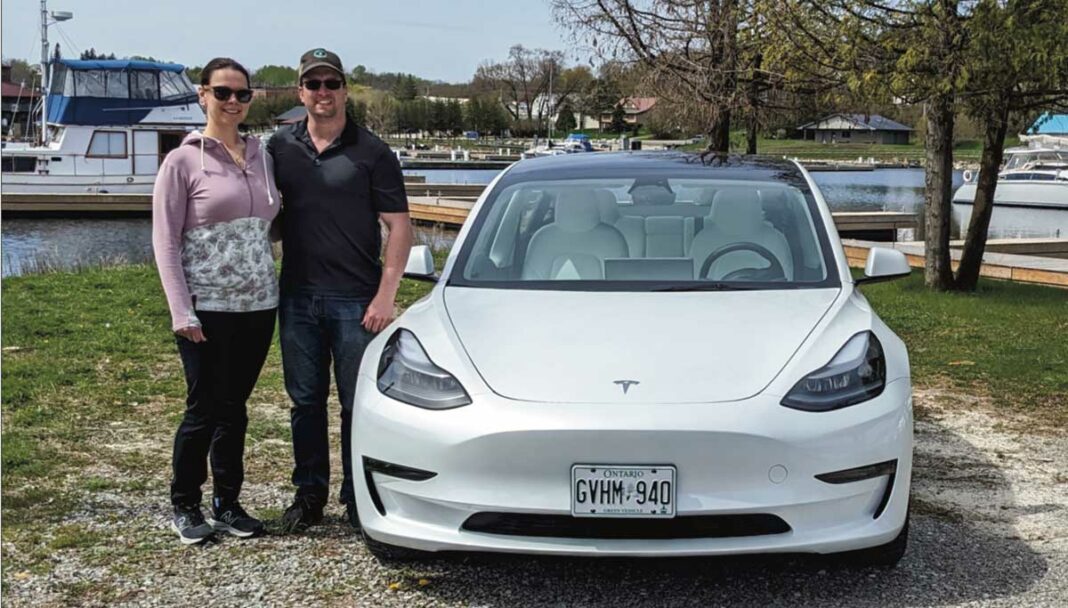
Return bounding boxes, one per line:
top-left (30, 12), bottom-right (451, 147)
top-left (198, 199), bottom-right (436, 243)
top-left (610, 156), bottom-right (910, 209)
top-left (46, 59), bottom-right (198, 125)
top-left (1029, 113), bottom-right (1068, 136)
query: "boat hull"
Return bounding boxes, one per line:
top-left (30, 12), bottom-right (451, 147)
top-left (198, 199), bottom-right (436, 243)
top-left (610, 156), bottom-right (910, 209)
top-left (0, 174), bottom-right (156, 194)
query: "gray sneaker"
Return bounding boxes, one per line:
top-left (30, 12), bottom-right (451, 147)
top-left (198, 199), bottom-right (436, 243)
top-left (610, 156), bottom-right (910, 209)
top-left (208, 500), bottom-right (264, 538)
top-left (172, 505), bottom-right (215, 545)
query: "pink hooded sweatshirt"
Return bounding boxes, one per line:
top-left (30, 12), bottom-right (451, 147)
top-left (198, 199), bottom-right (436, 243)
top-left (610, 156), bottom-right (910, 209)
top-left (152, 131), bottom-right (280, 331)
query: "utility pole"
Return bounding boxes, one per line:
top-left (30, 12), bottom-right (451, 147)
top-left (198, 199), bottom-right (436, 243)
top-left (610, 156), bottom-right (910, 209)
top-left (37, 1), bottom-right (72, 144)
top-left (547, 59), bottom-right (554, 141)
top-left (40, 0), bottom-right (49, 144)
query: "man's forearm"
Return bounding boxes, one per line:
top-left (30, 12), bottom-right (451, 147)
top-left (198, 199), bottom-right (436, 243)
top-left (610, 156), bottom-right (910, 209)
top-left (377, 217), bottom-right (413, 300)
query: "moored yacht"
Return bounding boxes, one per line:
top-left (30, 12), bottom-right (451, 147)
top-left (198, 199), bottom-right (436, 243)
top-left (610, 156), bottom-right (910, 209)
top-left (1, 59), bottom-right (205, 193)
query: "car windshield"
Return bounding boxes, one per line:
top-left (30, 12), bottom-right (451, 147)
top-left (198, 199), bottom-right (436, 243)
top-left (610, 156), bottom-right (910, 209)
top-left (451, 175), bottom-right (838, 291)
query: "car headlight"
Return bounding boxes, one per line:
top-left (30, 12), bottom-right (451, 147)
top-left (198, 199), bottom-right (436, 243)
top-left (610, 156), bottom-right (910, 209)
top-left (781, 331), bottom-right (886, 412)
top-left (377, 329), bottom-right (471, 409)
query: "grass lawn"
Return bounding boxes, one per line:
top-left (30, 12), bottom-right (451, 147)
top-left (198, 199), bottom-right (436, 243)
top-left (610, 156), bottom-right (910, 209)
top-left (2, 263), bottom-right (1065, 552)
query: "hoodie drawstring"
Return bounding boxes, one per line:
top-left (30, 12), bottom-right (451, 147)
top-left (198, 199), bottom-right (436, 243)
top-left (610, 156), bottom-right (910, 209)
top-left (199, 136), bottom-right (206, 171)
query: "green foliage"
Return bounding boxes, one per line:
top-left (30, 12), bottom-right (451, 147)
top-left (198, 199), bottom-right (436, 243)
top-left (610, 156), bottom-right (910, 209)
top-left (555, 100), bottom-right (577, 132)
top-left (464, 96), bottom-right (511, 135)
top-left (392, 74), bottom-right (419, 101)
top-left (80, 49), bottom-right (116, 60)
top-left (5, 58), bottom-right (39, 84)
top-left (244, 93), bottom-right (300, 128)
top-left (252, 65), bottom-right (298, 87)
top-left (608, 103), bottom-right (628, 133)
top-left (347, 98), bottom-right (367, 127)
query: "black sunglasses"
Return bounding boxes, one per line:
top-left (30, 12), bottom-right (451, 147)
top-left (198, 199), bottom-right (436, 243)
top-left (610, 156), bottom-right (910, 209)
top-left (208, 86), bottom-right (253, 103)
top-left (302, 78), bottom-right (344, 91)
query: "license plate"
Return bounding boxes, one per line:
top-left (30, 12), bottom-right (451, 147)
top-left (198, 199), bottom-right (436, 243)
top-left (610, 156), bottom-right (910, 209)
top-left (571, 465), bottom-right (676, 518)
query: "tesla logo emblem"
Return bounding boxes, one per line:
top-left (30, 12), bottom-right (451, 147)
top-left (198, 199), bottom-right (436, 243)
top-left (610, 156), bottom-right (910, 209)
top-left (614, 380), bottom-right (640, 394)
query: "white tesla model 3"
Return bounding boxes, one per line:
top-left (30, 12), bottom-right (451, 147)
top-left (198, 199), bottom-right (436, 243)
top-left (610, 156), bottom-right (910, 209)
top-left (354, 153), bottom-right (913, 565)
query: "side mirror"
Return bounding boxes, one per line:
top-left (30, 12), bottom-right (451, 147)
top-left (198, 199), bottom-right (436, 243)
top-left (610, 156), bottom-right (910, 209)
top-left (403, 245), bottom-right (438, 283)
top-left (856, 247), bottom-right (911, 285)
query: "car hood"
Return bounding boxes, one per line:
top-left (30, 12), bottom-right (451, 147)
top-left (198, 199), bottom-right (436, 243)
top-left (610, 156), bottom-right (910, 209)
top-left (443, 287), bottom-right (841, 404)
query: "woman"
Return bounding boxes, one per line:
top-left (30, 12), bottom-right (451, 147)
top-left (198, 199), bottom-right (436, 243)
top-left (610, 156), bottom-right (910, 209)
top-left (153, 57), bottom-right (279, 545)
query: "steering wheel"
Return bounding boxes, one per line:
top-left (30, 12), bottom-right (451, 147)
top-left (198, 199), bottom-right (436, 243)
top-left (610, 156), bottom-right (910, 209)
top-left (698, 242), bottom-right (785, 281)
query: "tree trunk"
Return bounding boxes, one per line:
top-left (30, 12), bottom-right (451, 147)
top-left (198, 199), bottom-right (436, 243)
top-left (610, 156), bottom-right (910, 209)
top-left (953, 105), bottom-right (1009, 291)
top-left (746, 114), bottom-right (758, 155)
top-left (708, 113), bottom-right (731, 153)
top-left (922, 96), bottom-right (956, 290)
top-left (746, 53), bottom-right (763, 155)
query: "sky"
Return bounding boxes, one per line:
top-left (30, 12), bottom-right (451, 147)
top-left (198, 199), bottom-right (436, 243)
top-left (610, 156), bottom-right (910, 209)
top-left (1, 0), bottom-right (581, 82)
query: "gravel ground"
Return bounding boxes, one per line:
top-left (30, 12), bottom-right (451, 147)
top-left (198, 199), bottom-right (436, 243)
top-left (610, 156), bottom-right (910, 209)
top-left (2, 389), bottom-right (1065, 607)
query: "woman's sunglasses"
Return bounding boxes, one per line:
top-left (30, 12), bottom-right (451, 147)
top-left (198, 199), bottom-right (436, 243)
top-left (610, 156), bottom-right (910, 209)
top-left (302, 78), bottom-right (344, 91)
top-left (207, 86), bottom-right (253, 103)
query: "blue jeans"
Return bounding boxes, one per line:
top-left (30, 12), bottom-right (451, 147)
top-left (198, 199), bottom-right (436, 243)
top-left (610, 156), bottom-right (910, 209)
top-left (280, 293), bottom-right (374, 506)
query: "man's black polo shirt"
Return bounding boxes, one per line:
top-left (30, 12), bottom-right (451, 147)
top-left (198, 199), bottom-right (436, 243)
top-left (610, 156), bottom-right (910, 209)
top-left (268, 118), bottom-right (408, 297)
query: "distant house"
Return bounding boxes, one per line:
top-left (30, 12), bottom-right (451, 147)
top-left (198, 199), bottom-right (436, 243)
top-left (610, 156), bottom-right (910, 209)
top-left (600, 97), bottom-right (658, 130)
top-left (274, 106), bottom-right (306, 125)
top-left (797, 114), bottom-right (913, 145)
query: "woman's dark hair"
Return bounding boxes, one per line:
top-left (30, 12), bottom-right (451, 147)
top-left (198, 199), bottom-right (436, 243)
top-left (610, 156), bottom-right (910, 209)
top-left (200, 57), bottom-right (251, 88)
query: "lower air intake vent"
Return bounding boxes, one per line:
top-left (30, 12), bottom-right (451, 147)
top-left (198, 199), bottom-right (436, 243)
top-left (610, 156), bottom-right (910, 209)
top-left (461, 512), bottom-right (790, 540)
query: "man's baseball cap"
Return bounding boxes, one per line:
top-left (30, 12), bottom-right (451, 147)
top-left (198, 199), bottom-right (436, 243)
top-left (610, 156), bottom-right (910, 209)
top-left (298, 48), bottom-right (345, 80)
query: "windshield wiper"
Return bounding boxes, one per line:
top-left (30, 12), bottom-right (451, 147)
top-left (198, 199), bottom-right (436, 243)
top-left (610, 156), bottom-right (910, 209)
top-left (650, 282), bottom-right (758, 292)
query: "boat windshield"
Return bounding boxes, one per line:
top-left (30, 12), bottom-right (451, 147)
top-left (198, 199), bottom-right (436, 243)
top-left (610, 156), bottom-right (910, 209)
top-left (1003, 150), bottom-right (1068, 171)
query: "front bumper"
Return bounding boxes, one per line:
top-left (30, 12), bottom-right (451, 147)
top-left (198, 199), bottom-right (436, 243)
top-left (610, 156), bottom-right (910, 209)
top-left (352, 376), bottom-right (912, 557)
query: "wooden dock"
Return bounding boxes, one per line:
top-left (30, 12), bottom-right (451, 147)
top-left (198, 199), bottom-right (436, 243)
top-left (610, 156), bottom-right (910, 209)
top-left (843, 239), bottom-right (1068, 288)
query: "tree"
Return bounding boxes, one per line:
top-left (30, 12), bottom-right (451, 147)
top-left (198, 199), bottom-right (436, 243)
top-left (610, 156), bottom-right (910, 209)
top-left (553, 1), bottom-right (776, 153)
top-left (952, 0), bottom-right (1068, 290)
top-left (768, 1), bottom-right (967, 289)
top-left (5, 59), bottom-right (39, 85)
top-left (252, 65), bottom-right (298, 87)
top-left (555, 99), bottom-right (577, 132)
top-left (771, 0), bottom-right (1068, 291)
top-left (360, 90), bottom-right (397, 135)
top-left (243, 94), bottom-right (300, 128)
top-left (393, 74), bottom-right (419, 101)
top-left (346, 97), bottom-right (367, 127)
top-left (350, 64), bottom-right (370, 85)
top-left (472, 45), bottom-right (562, 121)
top-left (80, 49), bottom-right (116, 60)
top-left (445, 99), bottom-right (465, 136)
top-left (609, 103), bottom-right (628, 133)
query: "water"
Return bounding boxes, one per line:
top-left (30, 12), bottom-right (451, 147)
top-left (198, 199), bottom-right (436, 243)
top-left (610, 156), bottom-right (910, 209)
top-left (2, 168), bottom-right (1058, 277)
top-left (809, 169), bottom-right (965, 212)
top-left (3, 218), bottom-right (155, 277)
top-left (402, 169), bottom-right (500, 185)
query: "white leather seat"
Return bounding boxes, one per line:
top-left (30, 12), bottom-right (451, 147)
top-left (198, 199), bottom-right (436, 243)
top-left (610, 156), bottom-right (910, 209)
top-left (689, 189), bottom-right (794, 280)
top-left (596, 190), bottom-right (645, 257)
top-left (523, 189), bottom-right (629, 280)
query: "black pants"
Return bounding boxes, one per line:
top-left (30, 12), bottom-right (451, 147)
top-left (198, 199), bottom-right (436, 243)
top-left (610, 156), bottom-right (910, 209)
top-left (170, 308), bottom-right (276, 508)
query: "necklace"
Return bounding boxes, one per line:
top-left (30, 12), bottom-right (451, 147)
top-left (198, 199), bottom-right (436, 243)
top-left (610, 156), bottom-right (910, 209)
top-left (222, 141), bottom-right (246, 169)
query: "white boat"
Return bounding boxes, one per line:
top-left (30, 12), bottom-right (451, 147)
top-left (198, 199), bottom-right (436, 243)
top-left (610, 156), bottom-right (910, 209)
top-left (1, 59), bottom-right (205, 194)
top-left (521, 138), bottom-right (593, 159)
top-left (951, 127), bottom-right (1068, 238)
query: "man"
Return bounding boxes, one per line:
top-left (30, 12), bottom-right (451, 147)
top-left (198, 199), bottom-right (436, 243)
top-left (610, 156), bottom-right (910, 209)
top-left (267, 48), bottom-right (412, 532)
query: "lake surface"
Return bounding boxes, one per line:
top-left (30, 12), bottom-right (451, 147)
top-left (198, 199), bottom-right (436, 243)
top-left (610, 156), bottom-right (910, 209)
top-left (3, 167), bottom-right (1060, 277)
